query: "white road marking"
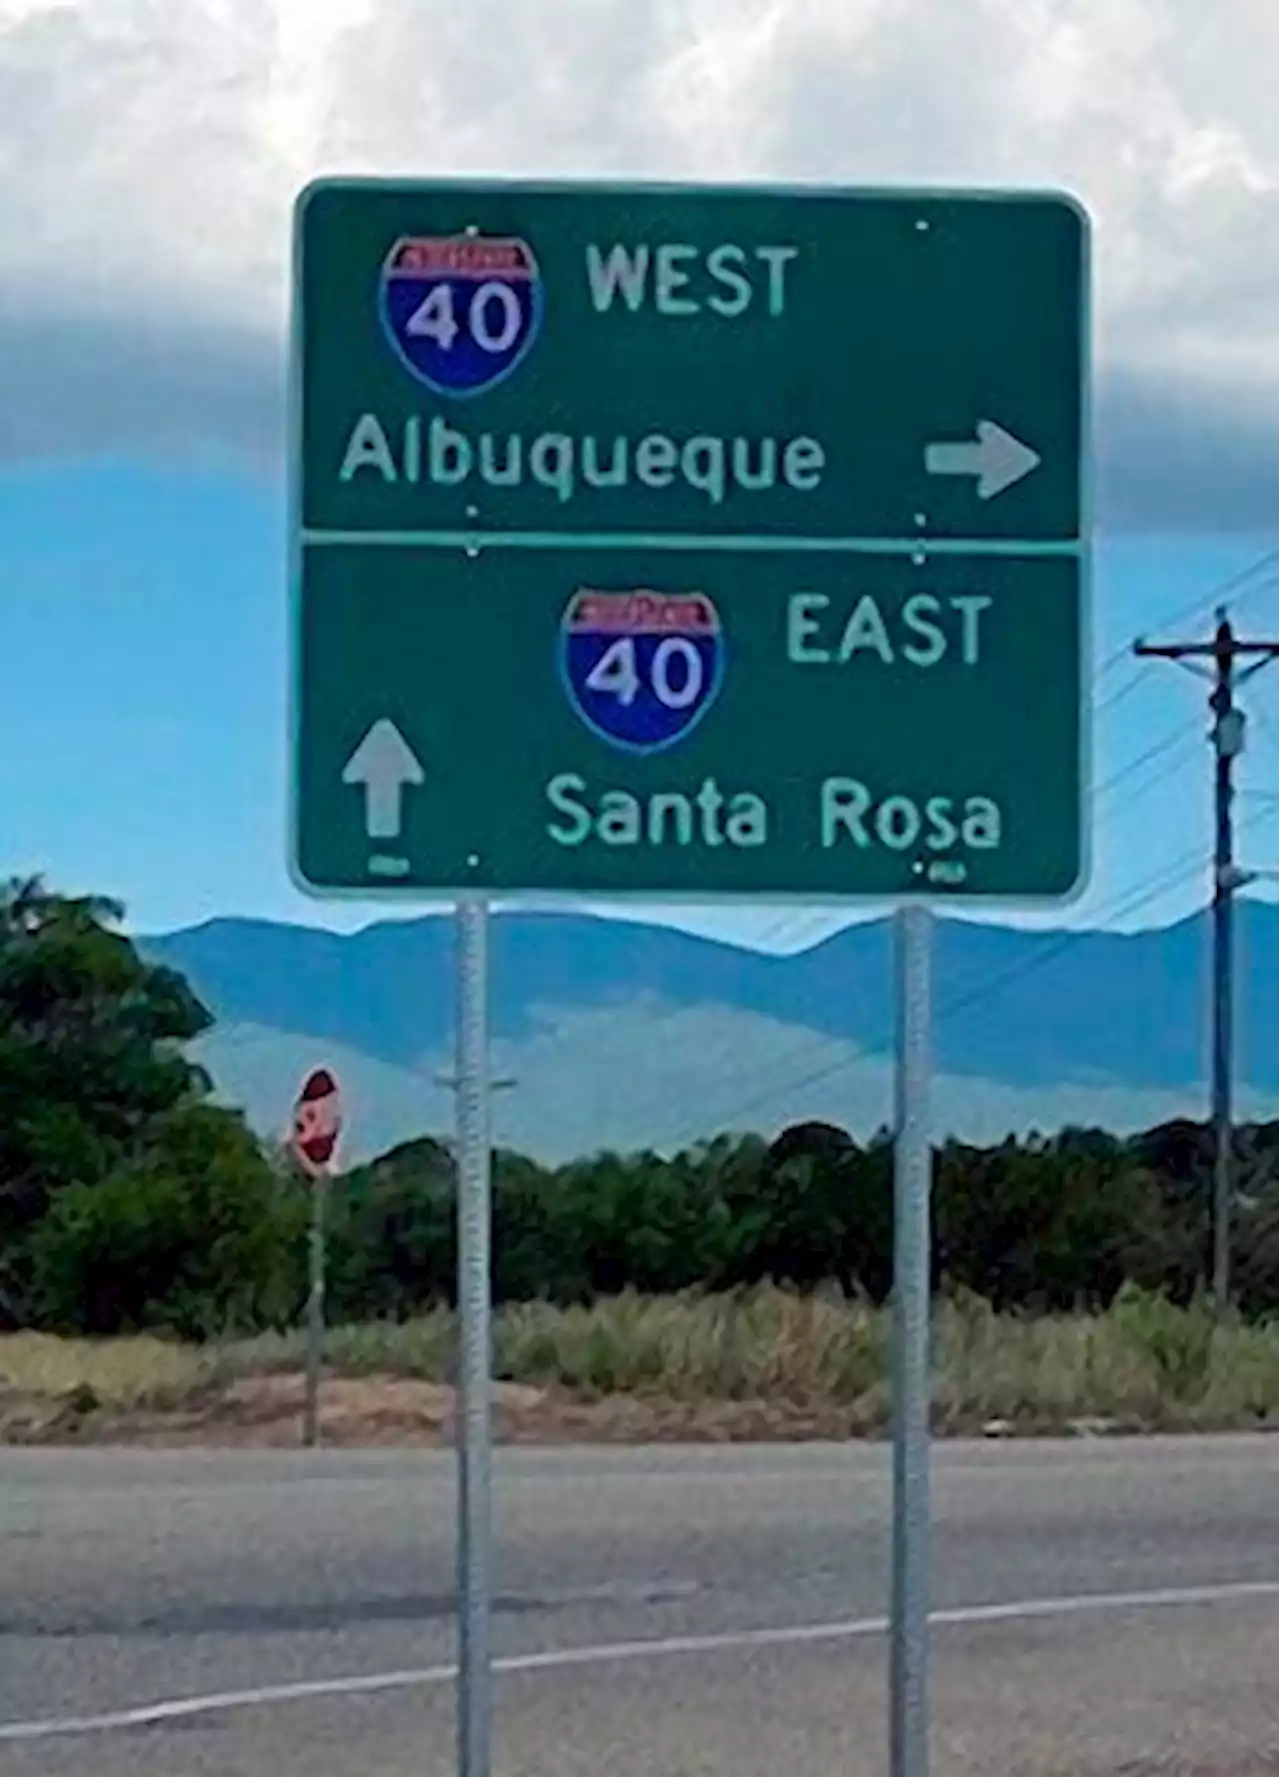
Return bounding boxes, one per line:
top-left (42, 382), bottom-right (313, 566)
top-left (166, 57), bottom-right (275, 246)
top-left (0, 1579), bottom-right (1273, 1743)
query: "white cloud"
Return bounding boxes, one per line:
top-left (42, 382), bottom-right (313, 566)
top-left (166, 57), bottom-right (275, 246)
top-left (0, 0), bottom-right (1275, 520)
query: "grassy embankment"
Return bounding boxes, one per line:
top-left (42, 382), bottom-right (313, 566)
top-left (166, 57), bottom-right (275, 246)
top-left (1, 1285), bottom-right (1275, 1444)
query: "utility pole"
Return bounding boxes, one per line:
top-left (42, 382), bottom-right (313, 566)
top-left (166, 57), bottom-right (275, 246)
top-left (1134, 608), bottom-right (1278, 1311)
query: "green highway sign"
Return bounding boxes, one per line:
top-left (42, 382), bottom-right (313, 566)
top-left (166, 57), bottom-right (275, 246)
top-left (296, 548), bottom-right (1081, 899)
top-left (291, 178), bottom-right (1089, 902)
top-left (296, 180), bottom-right (1086, 544)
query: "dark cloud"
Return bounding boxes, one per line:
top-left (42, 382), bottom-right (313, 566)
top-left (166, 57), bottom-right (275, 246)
top-left (1094, 370), bottom-right (1278, 532)
top-left (0, 306), bottom-right (1272, 533)
top-left (0, 303), bottom-right (281, 468)
top-left (0, 0), bottom-right (1272, 535)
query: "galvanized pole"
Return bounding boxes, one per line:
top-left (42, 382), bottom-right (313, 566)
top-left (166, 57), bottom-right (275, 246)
top-left (890, 901), bottom-right (934, 1777)
top-left (1134, 609), bottom-right (1278, 1312)
top-left (1209, 615), bottom-right (1237, 1311)
top-left (302, 1173), bottom-right (327, 1448)
top-left (454, 896), bottom-right (494, 1777)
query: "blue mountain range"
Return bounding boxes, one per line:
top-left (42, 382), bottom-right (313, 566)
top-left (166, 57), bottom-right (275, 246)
top-left (146, 900), bottom-right (1278, 1094)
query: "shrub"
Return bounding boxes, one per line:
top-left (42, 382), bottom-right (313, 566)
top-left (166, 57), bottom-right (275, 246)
top-left (27, 1104), bottom-right (305, 1339)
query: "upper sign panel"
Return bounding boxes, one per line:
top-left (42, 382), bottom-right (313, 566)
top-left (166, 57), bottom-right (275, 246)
top-left (295, 180), bottom-right (1087, 543)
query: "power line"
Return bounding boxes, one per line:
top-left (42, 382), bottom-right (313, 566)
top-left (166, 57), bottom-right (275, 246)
top-left (928, 806), bottom-right (1275, 1050)
top-left (660, 726), bottom-right (1261, 1143)
top-left (1093, 552), bottom-right (1277, 718)
top-left (1095, 548), bottom-right (1278, 682)
top-left (675, 771), bottom-right (1253, 1145)
top-left (1094, 724), bottom-right (1195, 801)
top-left (666, 807), bottom-right (1276, 1148)
top-left (675, 796), bottom-right (1280, 1151)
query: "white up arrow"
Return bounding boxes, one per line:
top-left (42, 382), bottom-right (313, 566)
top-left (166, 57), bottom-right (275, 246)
top-left (924, 419), bottom-right (1041, 501)
top-left (341, 719), bottom-right (424, 841)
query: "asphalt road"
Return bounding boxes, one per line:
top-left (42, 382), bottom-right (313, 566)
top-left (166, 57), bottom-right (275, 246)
top-left (0, 1435), bottom-right (1275, 1775)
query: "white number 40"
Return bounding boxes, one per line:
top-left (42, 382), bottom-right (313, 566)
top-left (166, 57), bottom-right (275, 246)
top-left (584, 637), bottom-right (704, 709)
top-left (406, 280), bottom-right (522, 353)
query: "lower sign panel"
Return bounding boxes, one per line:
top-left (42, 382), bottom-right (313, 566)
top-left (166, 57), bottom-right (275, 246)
top-left (294, 545), bottom-right (1084, 900)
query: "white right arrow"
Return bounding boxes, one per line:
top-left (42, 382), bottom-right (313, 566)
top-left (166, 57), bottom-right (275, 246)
top-left (341, 719), bottom-right (424, 841)
top-left (924, 419), bottom-right (1042, 501)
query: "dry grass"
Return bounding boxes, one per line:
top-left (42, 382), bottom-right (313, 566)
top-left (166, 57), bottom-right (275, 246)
top-left (930, 1286), bottom-right (1277, 1432)
top-left (2, 1286), bottom-right (1275, 1443)
top-left (0, 1329), bottom-right (214, 1439)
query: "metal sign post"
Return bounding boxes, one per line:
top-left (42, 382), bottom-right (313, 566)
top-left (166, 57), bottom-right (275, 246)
top-left (290, 1066), bottom-right (342, 1450)
top-left (890, 903), bottom-right (934, 1777)
top-left (303, 1178), bottom-right (328, 1449)
top-left (454, 896), bottom-right (494, 1777)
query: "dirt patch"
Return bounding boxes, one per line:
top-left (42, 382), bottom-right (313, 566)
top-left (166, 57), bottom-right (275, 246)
top-left (2, 1370), bottom-right (899, 1448)
top-left (0, 1383), bottom-right (93, 1444)
top-left (4, 1368), bottom-right (1274, 1450)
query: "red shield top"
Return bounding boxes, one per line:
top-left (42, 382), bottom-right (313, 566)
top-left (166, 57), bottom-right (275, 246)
top-left (291, 1067), bottom-right (342, 1177)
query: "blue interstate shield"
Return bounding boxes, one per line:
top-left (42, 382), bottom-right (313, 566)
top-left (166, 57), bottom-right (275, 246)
top-left (559, 589), bottom-right (725, 755)
top-left (379, 234), bottom-right (542, 396)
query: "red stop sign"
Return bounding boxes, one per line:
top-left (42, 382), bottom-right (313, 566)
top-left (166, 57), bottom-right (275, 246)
top-left (291, 1067), bottom-right (342, 1177)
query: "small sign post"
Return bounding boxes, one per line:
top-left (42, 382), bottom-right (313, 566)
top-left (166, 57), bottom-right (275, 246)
top-left (289, 1066), bottom-right (342, 1449)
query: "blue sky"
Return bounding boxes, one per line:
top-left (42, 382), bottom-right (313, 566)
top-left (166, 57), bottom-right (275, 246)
top-left (1, 457), bottom-right (1274, 947)
top-left (0, 0), bottom-right (1275, 952)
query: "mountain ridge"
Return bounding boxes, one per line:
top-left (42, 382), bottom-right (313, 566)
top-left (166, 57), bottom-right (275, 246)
top-left (143, 899), bottom-right (1279, 1095)
top-left (133, 901), bottom-right (1278, 1163)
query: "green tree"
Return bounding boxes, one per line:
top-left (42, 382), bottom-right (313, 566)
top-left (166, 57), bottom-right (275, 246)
top-left (27, 1103), bottom-right (307, 1338)
top-left (493, 1147), bottom-right (561, 1302)
top-left (0, 877), bottom-right (212, 1325)
top-left (326, 1136), bottom-right (458, 1319)
top-left (539, 1143), bottom-right (736, 1302)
